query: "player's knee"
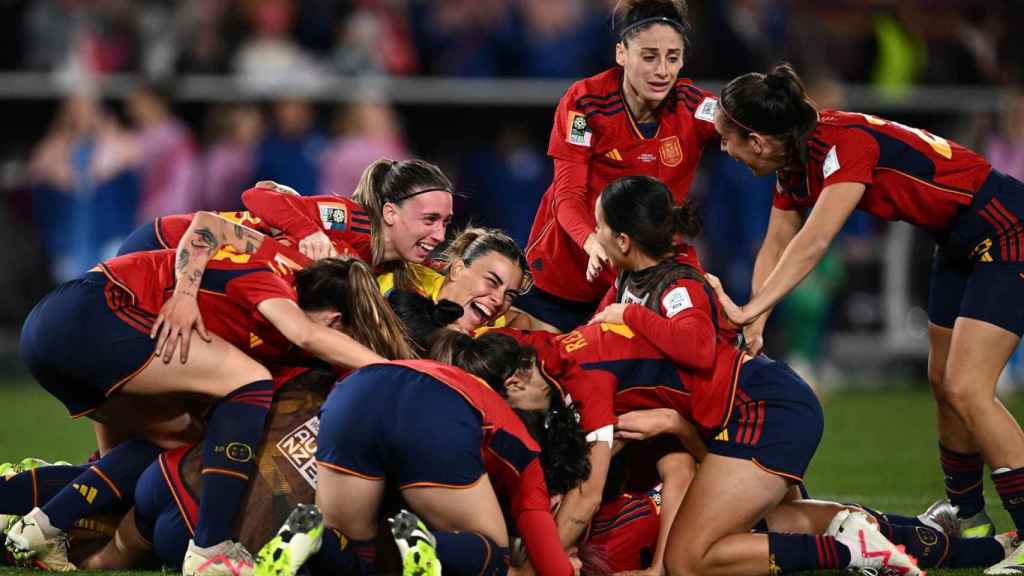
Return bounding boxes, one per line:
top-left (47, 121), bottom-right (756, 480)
top-left (665, 533), bottom-right (708, 576)
top-left (927, 362), bottom-right (947, 400)
top-left (942, 373), bottom-right (992, 419)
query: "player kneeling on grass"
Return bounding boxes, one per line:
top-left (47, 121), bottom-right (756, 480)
top-left (9, 213), bottom-right (410, 575)
top-left (257, 308), bottom-right (591, 576)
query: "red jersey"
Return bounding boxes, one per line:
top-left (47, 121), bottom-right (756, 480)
top-left (526, 68), bottom-right (718, 303)
top-left (98, 238), bottom-right (313, 368)
top-left (586, 490), bottom-right (660, 573)
top-left (491, 328), bottom-right (618, 440)
top-left (774, 110), bottom-right (992, 233)
top-left (154, 187), bottom-right (373, 262)
top-left (393, 360), bottom-right (572, 576)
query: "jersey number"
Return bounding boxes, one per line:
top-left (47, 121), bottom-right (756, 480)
top-left (858, 114), bottom-right (952, 159)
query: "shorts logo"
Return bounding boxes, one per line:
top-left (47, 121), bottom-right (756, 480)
top-left (567, 111), bottom-right (593, 147)
top-left (277, 416), bottom-right (320, 488)
top-left (972, 238), bottom-right (993, 261)
top-left (318, 203), bottom-right (348, 232)
top-left (225, 442), bottom-right (254, 463)
top-left (659, 136), bottom-right (683, 167)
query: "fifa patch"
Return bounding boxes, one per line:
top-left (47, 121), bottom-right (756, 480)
top-left (318, 202), bottom-right (348, 232)
top-left (695, 97), bottom-right (717, 122)
top-left (277, 416), bottom-right (320, 488)
top-left (662, 286), bottom-right (693, 318)
top-left (567, 111), bottom-right (592, 147)
top-left (659, 136), bottom-right (683, 167)
top-left (822, 146), bottom-right (840, 179)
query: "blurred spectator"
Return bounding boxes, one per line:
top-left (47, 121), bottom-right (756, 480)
top-left (985, 91), bottom-right (1024, 180)
top-left (233, 0), bottom-right (323, 87)
top-left (704, 0), bottom-right (789, 80)
top-left (869, 7), bottom-right (926, 98)
top-left (409, 0), bottom-right (510, 77)
top-left (511, 0), bottom-right (611, 78)
top-left (331, 3), bottom-right (419, 75)
top-left (127, 82), bottom-right (200, 222)
top-left (319, 100), bottom-right (409, 197)
top-left (200, 104), bottom-right (264, 211)
top-left (254, 99), bottom-right (326, 196)
top-left (22, 0), bottom-right (140, 75)
top-left (175, 0), bottom-right (235, 75)
top-left (27, 93), bottom-right (139, 281)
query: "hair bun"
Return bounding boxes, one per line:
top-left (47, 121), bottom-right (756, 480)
top-left (433, 299), bottom-right (465, 325)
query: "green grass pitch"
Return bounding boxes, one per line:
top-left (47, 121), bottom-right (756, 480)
top-left (1, 380), bottom-right (1022, 575)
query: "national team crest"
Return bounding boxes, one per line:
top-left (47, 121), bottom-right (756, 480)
top-left (318, 202), bottom-right (348, 232)
top-left (659, 136), bottom-right (683, 167)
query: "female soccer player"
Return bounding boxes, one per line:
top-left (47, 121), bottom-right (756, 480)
top-left (584, 174), bottom-right (920, 576)
top-left (265, 332), bottom-right (589, 576)
top-left (379, 227), bottom-right (552, 333)
top-left (521, 0), bottom-right (716, 331)
top-left (707, 62), bottom-right (1024, 575)
top-left (119, 158), bottom-right (454, 273)
top-left (11, 214), bottom-right (410, 575)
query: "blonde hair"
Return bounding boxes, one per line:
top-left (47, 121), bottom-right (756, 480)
top-left (442, 226), bottom-right (533, 293)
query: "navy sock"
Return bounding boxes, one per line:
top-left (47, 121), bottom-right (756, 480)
top-left (878, 520), bottom-right (1004, 568)
top-left (941, 444), bottom-right (985, 518)
top-left (0, 465), bottom-right (87, 515)
top-left (767, 533), bottom-right (851, 573)
top-left (858, 505), bottom-right (928, 529)
top-left (193, 379), bottom-right (273, 547)
top-left (310, 529), bottom-right (375, 576)
top-left (434, 531), bottom-right (509, 576)
top-left (993, 467), bottom-right (1024, 533)
top-left (41, 439), bottom-right (161, 531)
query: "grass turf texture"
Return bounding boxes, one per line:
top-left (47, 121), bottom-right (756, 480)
top-left (1, 382), bottom-right (1023, 575)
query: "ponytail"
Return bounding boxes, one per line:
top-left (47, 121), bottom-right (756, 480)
top-left (387, 290), bottom-right (464, 353)
top-left (600, 175), bottom-right (700, 257)
top-left (514, 403), bottom-right (591, 495)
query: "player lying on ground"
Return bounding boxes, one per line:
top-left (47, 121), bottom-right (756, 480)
top-left (706, 62), bottom-right (1024, 575)
top-left (10, 215), bottom-right (410, 575)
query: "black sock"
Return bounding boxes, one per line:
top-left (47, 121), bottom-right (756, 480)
top-left (41, 439), bottom-right (161, 531)
top-left (310, 529), bottom-right (375, 576)
top-left (0, 465), bottom-right (86, 515)
top-left (193, 379), bottom-right (273, 547)
top-left (941, 444), bottom-right (985, 518)
top-left (994, 467), bottom-right (1024, 533)
top-left (767, 533), bottom-right (851, 573)
top-left (879, 520), bottom-right (1005, 568)
top-left (434, 531), bottom-right (509, 576)
top-left (858, 505), bottom-right (928, 529)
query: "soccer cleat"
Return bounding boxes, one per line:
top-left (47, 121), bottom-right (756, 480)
top-left (254, 503), bottom-right (324, 576)
top-left (828, 510), bottom-right (924, 576)
top-left (986, 538), bottom-right (1024, 574)
top-left (389, 509), bottom-right (440, 576)
top-left (918, 499), bottom-right (960, 536)
top-left (183, 539), bottom-right (255, 576)
top-left (960, 509), bottom-right (997, 539)
top-left (995, 532), bottom-right (1019, 559)
top-left (4, 508), bottom-right (74, 572)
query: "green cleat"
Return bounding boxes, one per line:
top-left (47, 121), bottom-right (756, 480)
top-left (254, 504), bottom-right (324, 576)
top-left (390, 510), bottom-right (440, 576)
top-left (960, 509), bottom-right (997, 539)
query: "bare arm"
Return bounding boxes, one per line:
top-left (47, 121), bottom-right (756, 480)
top-left (257, 298), bottom-right (385, 369)
top-left (79, 509), bottom-right (151, 570)
top-left (743, 207), bottom-right (804, 354)
top-left (710, 182), bottom-right (866, 326)
top-left (555, 441), bottom-right (611, 548)
top-left (150, 212), bottom-right (267, 363)
top-left (505, 307), bottom-right (562, 334)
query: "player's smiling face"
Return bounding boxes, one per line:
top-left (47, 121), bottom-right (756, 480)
top-left (384, 190), bottom-right (453, 263)
top-left (444, 251), bottom-right (525, 332)
top-left (616, 24), bottom-right (685, 105)
top-left (713, 107), bottom-right (786, 177)
top-left (505, 361), bottom-right (552, 412)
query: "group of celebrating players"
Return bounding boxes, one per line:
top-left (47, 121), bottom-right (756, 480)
top-left (4, 1), bottom-right (1024, 576)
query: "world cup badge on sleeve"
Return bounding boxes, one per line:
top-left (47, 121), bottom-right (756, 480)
top-left (659, 136), bottom-right (683, 167)
top-left (318, 202), bottom-right (348, 231)
top-left (567, 111), bottom-right (593, 147)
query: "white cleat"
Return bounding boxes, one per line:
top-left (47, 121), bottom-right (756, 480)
top-left (182, 539), bottom-right (255, 576)
top-left (4, 508), bottom-right (74, 572)
top-left (828, 509), bottom-right (924, 576)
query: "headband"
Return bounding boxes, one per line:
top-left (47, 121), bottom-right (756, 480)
top-left (619, 16), bottom-right (687, 40)
top-left (390, 187), bottom-right (453, 203)
top-left (718, 100), bottom-right (759, 134)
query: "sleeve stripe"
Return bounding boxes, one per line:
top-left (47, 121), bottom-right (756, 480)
top-left (576, 90), bottom-right (620, 105)
top-left (585, 106), bottom-right (625, 118)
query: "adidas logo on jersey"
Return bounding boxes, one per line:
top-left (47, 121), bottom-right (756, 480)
top-left (604, 149), bottom-right (623, 161)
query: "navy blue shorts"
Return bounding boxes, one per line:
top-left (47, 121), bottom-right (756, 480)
top-left (134, 460), bottom-right (189, 568)
top-left (928, 171), bottom-right (1024, 336)
top-left (316, 365), bottom-right (486, 489)
top-left (20, 271), bottom-right (157, 417)
top-left (514, 287), bottom-right (596, 333)
top-left (117, 220), bottom-right (169, 255)
top-left (706, 357), bottom-right (824, 482)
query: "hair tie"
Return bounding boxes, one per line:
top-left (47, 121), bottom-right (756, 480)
top-left (619, 16), bottom-right (687, 40)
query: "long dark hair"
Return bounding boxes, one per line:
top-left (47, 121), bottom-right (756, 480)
top-left (719, 62), bottom-right (820, 165)
top-left (351, 158), bottom-right (454, 289)
top-left (515, 406), bottom-right (591, 495)
top-left (387, 289), bottom-right (463, 354)
top-left (294, 257), bottom-right (414, 360)
top-left (613, 0), bottom-right (689, 46)
top-left (430, 331), bottom-right (532, 396)
top-left (599, 175), bottom-right (701, 258)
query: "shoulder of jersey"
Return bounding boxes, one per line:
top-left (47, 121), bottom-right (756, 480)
top-left (568, 68), bottom-right (625, 119)
top-left (674, 78), bottom-right (716, 120)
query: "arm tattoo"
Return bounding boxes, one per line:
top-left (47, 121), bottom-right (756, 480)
top-left (176, 248), bottom-right (190, 273)
top-left (234, 223), bottom-right (244, 239)
top-left (190, 227), bottom-right (218, 253)
top-left (245, 241), bottom-right (256, 254)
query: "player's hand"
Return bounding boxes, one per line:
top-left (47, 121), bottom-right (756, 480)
top-left (255, 180), bottom-right (300, 196)
top-left (742, 319), bottom-right (766, 356)
top-left (583, 233), bottom-right (609, 282)
top-left (298, 231), bottom-right (337, 260)
top-left (589, 303), bottom-right (628, 325)
top-left (704, 273), bottom-right (752, 325)
top-left (615, 408), bottom-right (681, 441)
top-left (150, 292), bottom-right (212, 364)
